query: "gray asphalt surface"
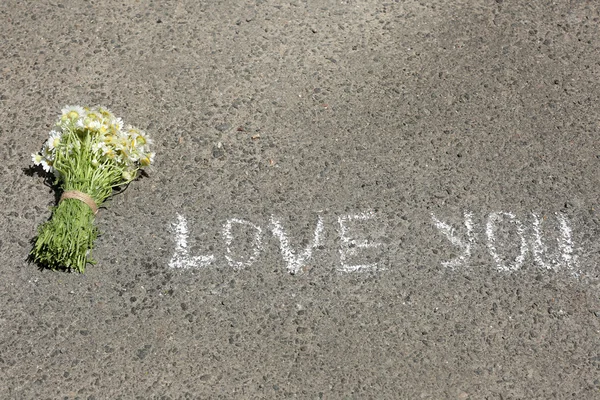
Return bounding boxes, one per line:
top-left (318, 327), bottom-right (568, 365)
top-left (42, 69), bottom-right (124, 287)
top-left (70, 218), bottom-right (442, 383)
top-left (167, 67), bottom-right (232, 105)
top-left (1, 0), bottom-right (600, 398)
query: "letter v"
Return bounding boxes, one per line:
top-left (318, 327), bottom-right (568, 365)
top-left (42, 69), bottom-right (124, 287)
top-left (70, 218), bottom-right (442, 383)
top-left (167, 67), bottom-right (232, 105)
top-left (270, 215), bottom-right (324, 274)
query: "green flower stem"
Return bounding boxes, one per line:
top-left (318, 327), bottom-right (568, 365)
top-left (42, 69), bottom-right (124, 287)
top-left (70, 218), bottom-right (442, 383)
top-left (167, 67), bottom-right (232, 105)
top-left (32, 200), bottom-right (97, 273)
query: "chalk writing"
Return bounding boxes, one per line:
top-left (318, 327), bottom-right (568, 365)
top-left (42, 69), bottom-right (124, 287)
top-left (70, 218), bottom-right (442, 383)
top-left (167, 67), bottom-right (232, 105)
top-left (431, 211), bottom-right (474, 269)
top-left (486, 212), bottom-right (528, 272)
top-left (431, 211), bottom-right (579, 274)
top-left (169, 209), bottom-right (581, 276)
top-left (169, 210), bottom-right (383, 273)
top-left (531, 213), bottom-right (576, 271)
top-left (337, 211), bottom-right (383, 272)
top-left (222, 218), bottom-right (263, 269)
top-left (269, 215), bottom-right (324, 274)
top-left (169, 214), bottom-right (214, 269)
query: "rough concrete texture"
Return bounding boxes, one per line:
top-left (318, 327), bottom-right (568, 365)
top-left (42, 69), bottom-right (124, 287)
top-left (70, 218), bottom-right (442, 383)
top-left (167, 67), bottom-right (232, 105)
top-left (1, 0), bottom-right (600, 398)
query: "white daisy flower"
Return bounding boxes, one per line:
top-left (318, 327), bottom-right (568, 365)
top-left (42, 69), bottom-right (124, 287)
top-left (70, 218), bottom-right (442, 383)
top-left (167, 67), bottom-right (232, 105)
top-left (40, 157), bottom-right (53, 173)
top-left (137, 129), bottom-right (153, 146)
top-left (140, 152), bottom-right (155, 166)
top-left (103, 145), bottom-right (116, 159)
top-left (85, 120), bottom-right (102, 132)
top-left (128, 150), bottom-right (140, 162)
top-left (61, 105), bottom-right (86, 121)
top-left (98, 123), bottom-right (110, 135)
top-left (41, 143), bottom-right (54, 161)
top-left (112, 117), bottom-right (124, 131)
top-left (125, 125), bottom-right (152, 146)
top-left (97, 106), bottom-right (115, 120)
top-left (46, 130), bottom-right (62, 150)
top-left (31, 152), bottom-right (43, 165)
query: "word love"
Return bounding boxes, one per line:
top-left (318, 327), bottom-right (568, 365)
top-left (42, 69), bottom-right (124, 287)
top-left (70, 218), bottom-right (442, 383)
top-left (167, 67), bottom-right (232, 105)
top-left (169, 211), bottom-right (383, 273)
top-left (432, 211), bottom-right (578, 273)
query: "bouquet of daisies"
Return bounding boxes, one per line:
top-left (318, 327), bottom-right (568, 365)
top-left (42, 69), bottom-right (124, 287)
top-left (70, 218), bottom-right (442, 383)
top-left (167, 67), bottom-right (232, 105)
top-left (31, 106), bottom-right (155, 272)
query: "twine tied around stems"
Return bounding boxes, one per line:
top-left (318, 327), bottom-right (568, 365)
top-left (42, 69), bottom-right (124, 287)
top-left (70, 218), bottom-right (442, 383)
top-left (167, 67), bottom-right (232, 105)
top-left (59, 190), bottom-right (98, 215)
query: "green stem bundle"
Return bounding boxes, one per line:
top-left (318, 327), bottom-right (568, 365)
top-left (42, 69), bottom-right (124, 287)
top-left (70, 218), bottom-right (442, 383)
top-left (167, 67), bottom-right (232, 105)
top-left (32, 199), bottom-right (97, 272)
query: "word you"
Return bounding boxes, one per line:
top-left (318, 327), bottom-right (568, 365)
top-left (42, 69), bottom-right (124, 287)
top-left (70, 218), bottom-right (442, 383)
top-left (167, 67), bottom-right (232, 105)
top-left (432, 211), bottom-right (578, 273)
top-left (169, 210), bottom-right (579, 274)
